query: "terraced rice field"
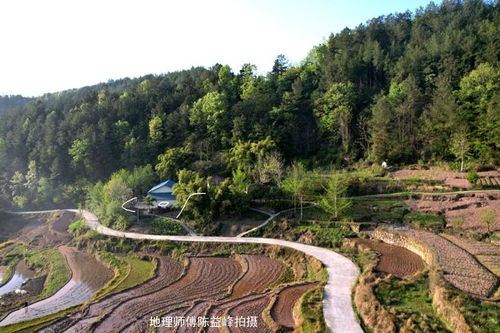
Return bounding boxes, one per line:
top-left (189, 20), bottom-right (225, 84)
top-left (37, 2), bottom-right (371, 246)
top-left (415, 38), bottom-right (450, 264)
top-left (271, 282), bottom-right (317, 328)
top-left (0, 246), bottom-right (112, 327)
top-left (353, 238), bottom-right (424, 278)
top-left (0, 261), bottom-right (34, 296)
top-left (397, 229), bottom-right (499, 298)
top-left (94, 256), bottom-right (242, 332)
top-left (52, 256), bottom-right (184, 333)
top-left (41, 254), bottom-right (314, 332)
top-left (440, 234), bottom-right (500, 276)
top-left (406, 193), bottom-right (500, 233)
top-left (477, 176), bottom-right (500, 187)
top-left (16, 211), bottom-right (75, 247)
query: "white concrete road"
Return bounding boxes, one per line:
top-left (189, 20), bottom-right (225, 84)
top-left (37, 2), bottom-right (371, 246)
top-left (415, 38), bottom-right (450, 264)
top-left (9, 209), bottom-right (363, 333)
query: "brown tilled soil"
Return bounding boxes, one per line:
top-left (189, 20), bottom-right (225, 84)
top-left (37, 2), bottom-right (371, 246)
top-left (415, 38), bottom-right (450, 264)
top-left (354, 238), bottom-right (424, 278)
top-left (94, 257), bottom-right (242, 333)
top-left (16, 211), bottom-right (75, 247)
top-left (393, 169), bottom-right (500, 189)
top-left (406, 193), bottom-right (499, 234)
top-left (228, 295), bottom-right (272, 333)
top-left (398, 229), bottom-right (499, 297)
top-left (49, 255), bottom-right (184, 333)
top-left (232, 255), bottom-right (285, 297)
top-left (43, 255), bottom-right (312, 332)
top-left (440, 234), bottom-right (500, 276)
top-left (271, 282), bottom-right (317, 328)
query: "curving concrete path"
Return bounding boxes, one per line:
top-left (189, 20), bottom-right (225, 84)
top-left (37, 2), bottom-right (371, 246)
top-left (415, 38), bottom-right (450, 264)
top-left (8, 209), bottom-right (362, 333)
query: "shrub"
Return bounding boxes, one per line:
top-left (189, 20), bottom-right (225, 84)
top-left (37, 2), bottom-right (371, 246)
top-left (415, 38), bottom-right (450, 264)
top-left (467, 170), bottom-right (479, 185)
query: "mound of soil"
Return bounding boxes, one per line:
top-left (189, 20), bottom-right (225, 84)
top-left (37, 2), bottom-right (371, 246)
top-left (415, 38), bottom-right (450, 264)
top-left (354, 238), bottom-right (424, 278)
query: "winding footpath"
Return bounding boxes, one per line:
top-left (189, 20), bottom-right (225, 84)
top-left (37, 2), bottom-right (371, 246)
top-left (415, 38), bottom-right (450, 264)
top-left (5, 209), bottom-right (362, 333)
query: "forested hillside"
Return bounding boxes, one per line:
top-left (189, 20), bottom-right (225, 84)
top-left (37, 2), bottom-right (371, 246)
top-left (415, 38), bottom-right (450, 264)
top-left (0, 0), bottom-right (498, 208)
top-left (0, 95), bottom-right (32, 114)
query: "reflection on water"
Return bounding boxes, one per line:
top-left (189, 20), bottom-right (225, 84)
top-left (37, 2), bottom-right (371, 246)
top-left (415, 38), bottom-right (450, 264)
top-left (0, 279), bottom-right (98, 326)
top-left (0, 262), bottom-right (34, 297)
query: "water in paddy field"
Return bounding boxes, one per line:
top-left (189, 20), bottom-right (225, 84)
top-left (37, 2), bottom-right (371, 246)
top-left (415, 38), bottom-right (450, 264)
top-left (0, 279), bottom-right (97, 326)
top-left (0, 261), bottom-right (34, 297)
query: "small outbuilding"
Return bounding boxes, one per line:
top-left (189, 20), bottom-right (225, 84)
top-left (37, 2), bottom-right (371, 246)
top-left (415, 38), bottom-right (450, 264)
top-left (147, 180), bottom-right (177, 208)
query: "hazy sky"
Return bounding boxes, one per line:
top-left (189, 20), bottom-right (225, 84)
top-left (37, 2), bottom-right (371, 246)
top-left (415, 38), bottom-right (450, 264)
top-left (0, 0), bottom-right (437, 96)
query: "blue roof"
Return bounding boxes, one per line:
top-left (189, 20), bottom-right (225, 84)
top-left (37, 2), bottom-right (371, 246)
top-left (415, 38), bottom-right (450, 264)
top-left (148, 192), bottom-right (177, 200)
top-left (148, 180), bottom-right (177, 193)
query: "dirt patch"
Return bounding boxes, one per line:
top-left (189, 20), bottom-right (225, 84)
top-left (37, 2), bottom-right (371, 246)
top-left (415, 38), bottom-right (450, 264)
top-left (0, 266), bottom-right (5, 282)
top-left (50, 211), bottom-right (76, 235)
top-left (406, 193), bottom-right (499, 234)
top-left (15, 211), bottom-right (76, 247)
top-left (354, 238), bottom-right (424, 278)
top-left (218, 217), bottom-right (266, 237)
top-left (393, 169), bottom-right (500, 189)
top-left (271, 282), bottom-right (317, 328)
top-left (58, 246), bottom-right (112, 289)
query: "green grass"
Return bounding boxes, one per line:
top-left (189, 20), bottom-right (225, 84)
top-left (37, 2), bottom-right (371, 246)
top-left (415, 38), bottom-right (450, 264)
top-left (116, 257), bottom-right (156, 292)
top-left (34, 248), bottom-right (71, 301)
top-left (142, 217), bottom-right (187, 235)
top-left (91, 252), bottom-right (157, 301)
top-left (269, 266), bottom-right (295, 288)
top-left (0, 306), bottom-right (79, 333)
top-left (1, 245), bottom-right (71, 302)
top-left (456, 292), bottom-right (500, 333)
top-left (90, 251), bottom-right (129, 301)
top-left (374, 275), bottom-right (450, 332)
top-left (299, 284), bottom-right (327, 332)
top-left (347, 199), bottom-right (409, 223)
top-left (403, 211), bottom-right (445, 230)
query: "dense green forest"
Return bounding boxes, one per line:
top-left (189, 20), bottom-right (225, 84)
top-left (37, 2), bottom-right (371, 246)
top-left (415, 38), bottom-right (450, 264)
top-left (0, 0), bottom-right (498, 210)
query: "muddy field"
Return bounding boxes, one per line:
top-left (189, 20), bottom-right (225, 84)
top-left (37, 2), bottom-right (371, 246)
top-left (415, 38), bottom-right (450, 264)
top-left (16, 211), bottom-right (75, 247)
top-left (397, 229), bottom-right (499, 298)
top-left (406, 192), bottom-right (499, 234)
top-left (353, 238), bottom-right (424, 278)
top-left (0, 246), bottom-right (113, 326)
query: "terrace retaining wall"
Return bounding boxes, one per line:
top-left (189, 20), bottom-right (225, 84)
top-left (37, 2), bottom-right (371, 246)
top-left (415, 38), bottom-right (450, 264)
top-left (371, 229), bottom-right (472, 333)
